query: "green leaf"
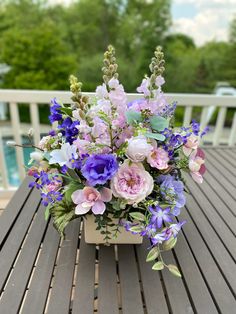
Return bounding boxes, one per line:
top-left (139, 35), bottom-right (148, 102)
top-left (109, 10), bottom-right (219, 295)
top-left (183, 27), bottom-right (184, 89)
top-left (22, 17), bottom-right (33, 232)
top-left (146, 246), bottom-right (159, 262)
top-left (60, 107), bottom-right (73, 116)
top-left (129, 226), bottom-right (143, 233)
top-left (150, 115), bottom-right (168, 131)
top-left (129, 212), bottom-right (145, 221)
top-left (145, 132), bottom-right (165, 141)
top-left (50, 201), bottom-right (77, 238)
top-left (167, 264), bottom-right (182, 277)
top-left (125, 110), bottom-right (142, 124)
top-left (162, 237), bottom-right (177, 251)
top-left (64, 181), bottom-right (82, 203)
top-left (152, 261), bottom-right (164, 270)
top-left (44, 204), bottom-right (51, 221)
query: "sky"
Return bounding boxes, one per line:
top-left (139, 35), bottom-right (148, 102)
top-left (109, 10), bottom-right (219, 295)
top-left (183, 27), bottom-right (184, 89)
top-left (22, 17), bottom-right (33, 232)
top-left (49, 0), bottom-right (236, 46)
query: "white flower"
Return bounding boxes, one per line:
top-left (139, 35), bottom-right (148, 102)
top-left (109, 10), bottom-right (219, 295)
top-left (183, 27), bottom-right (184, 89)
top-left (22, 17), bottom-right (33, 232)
top-left (108, 78), bottom-right (119, 89)
top-left (96, 84), bottom-right (109, 99)
top-left (6, 141), bottom-right (16, 147)
top-left (126, 135), bottom-right (152, 162)
top-left (30, 151), bottom-right (43, 162)
top-left (49, 142), bottom-right (78, 168)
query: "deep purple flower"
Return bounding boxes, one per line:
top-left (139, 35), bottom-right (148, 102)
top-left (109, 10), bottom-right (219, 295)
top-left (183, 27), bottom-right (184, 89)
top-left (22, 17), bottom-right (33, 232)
top-left (49, 98), bottom-right (62, 123)
top-left (58, 117), bottom-right (79, 144)
top-left (149, 205), bottom-right (173, 228)
top-left (48, 129), bottom-right (56, 136)
top-left (156, 174), bottom-right (186, 216)
top-left (81, 154), bottom-right (118, 186)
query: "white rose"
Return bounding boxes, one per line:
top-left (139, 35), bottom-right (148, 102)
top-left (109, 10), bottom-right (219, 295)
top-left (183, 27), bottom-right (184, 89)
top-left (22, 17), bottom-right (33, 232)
top-left (30, 151), bottom-right (44, 162)
top-left (126, 135), bottom-right (152, 162)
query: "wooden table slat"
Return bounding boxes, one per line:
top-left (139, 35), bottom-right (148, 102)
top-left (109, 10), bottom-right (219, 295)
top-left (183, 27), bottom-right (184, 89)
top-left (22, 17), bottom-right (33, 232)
top-left (0, 188), bottom-right (41, 293)
top-left (0, 176), bottom-right (33, 245)
top-left (180, 207), bottom-right (236, 313)
top-left (136, 239), bottom-right (169, 314)
top-left (118, 245), bottom-right (144, 314)
top-left (20, 222), bottom-right (60, 314)
top-left (0, 204), bottom-right (48, 314)
top-left (72, 232), bottom-right (96, 314)
top-left (185, 175), bottom-right (236, 260)
top-left (173, 230), bottom-right (218, 313)
top-left (205, 150), bottom-right (236, 188)
top-left (161, 251), bottom-right (194, 314)
top-left (46, 219), bottom-right (80, 314)
top-left (214, 149), bottom-right (236, 175)
top-left (98, 246), bottom-right (119, 314)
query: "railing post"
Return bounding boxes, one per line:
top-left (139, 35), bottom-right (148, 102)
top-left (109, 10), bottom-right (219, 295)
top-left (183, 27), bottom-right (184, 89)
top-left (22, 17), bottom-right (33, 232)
top-left (213, 107), bottom-right (227, 146)
top-left (9, 102), bottom-right (25, 181)
top-left (30, 102), bottom-right (41, 146)
top-left (0, 131), bottom-right (8, 189)
top-left (200, 107), bottom-right (209, 130)
top-left (183, 106), bottom-right (192, 126)
top-left (229, 112), bottom-right (236, 147)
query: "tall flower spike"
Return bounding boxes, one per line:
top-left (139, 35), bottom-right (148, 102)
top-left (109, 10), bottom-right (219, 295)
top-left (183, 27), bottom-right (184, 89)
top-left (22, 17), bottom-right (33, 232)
top-left (149, 46), bottom-right (165, 91)
top-left (69, 75), bottom-right (89, 110)
top-left (102, 45), bottom-right (119, 86)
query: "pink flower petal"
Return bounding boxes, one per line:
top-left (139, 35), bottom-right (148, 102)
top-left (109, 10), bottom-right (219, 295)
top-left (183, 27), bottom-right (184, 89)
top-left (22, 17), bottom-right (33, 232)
top-left (191, 172), bottom-right (203, 184)
top-left (182, 146), bottom-right (192, 156)
top-left (71, 190), bottom-right (85, 204)
top-left (100, 187), bottom-right (112, 202)
top-left (75, 203), bottom-right (91, 215)
top-left (92, 201), bottom-right (106, 215)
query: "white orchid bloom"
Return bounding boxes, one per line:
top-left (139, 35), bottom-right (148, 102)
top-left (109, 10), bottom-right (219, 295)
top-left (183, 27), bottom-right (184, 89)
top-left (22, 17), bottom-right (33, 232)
top-left (49, 142), bottom-right (78, 168)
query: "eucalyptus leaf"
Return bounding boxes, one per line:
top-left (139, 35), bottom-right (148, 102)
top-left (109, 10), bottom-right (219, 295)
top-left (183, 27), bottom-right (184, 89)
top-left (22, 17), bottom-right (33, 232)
top-left (145, 132), bottom-right (165, 141)
top-left (162, 236), bottom-right (177, 251)
top-left (44, 204), bottom-right (51, 221)
top-left (167, 264), bottom-right (182, 277)
top-left (129, 212), bottom-right (145, 221)
top-left (152, 261), bottom-right (164, 270)
top-left (146, 246), bottom-right (159, 262)
top-left (129, 225), bottom-right (143, 233)
top-left (125, 110), bottom-right (142, 124)
top-left (150, 115), bottom-right (168, 131)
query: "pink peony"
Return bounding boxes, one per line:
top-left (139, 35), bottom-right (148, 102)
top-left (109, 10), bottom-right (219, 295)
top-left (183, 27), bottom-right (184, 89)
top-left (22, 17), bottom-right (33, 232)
top-left (183, 135), bottom-right (199, 156)
top-left (126, 135), bottom-right (152, 162)
top-left (189, 148), bottom-right (206, 184)
top-left (71, 186), bottom-right (112, 215)
top-left (110, 160), bottom-right (154, 204)
top-left (147, 147), bottom-right (169, 170)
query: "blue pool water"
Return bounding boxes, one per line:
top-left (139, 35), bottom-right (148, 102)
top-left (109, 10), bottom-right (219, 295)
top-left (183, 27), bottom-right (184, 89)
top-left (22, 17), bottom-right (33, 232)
top-left (3, 136), bottom-right (34, 186)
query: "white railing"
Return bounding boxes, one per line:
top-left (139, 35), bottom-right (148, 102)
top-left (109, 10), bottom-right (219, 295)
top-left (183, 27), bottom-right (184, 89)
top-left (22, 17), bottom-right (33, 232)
top-left (0, 89), bottom-right (235, 196)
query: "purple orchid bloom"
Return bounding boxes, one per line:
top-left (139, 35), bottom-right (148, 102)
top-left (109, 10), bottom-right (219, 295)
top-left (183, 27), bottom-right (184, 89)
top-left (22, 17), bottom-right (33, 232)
top-left (149, 205), bottom-right (173, 229)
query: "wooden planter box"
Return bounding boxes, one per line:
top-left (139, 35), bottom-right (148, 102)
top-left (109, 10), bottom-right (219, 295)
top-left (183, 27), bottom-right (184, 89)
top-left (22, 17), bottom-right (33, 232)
top-left (84, 215), bottom-right (143, 244)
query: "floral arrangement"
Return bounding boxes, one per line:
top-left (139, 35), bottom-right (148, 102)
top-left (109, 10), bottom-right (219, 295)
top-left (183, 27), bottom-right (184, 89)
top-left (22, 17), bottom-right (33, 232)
top-left (10, 46), bottom-right (208, 277)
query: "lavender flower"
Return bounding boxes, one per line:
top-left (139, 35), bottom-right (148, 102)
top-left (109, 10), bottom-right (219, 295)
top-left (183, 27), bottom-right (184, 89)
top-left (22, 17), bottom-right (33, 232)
top-left (81, 154), bottom-right (118, 186)
top-left (58, 117), bottom-right (79, 144)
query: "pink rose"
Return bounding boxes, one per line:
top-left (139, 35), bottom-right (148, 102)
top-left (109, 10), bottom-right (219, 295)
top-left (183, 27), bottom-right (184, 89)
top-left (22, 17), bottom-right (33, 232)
top-left (147, 147), bottom-right (169, 170)
top-left (71, 186), bottom-right (112, 215)
top-left (110, 160), bottom-right (154, 204)
top-left (189, 148), bottom-right (206, 184)
top-left (126, 135), bottom-right (152, 162)
top-left (183, 135), bottom-right (199, 156)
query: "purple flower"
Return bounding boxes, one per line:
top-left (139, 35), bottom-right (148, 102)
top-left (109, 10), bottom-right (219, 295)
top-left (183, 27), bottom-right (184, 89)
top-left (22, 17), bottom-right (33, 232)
top-left (191, 120), bottom-right (200, 135)
top-left (41, 190), bottom-right (63, 206)
top-left (58, 117), bottom-right (79, 144)
top-left (149, 205), bottom-right (173, 228)
top-left (157, 175), bottom-right (186, 216)
top-left (49, 98), bottom-right (62, 123)
top-left (81, 154), bottom-right (118, 186)
top-left (169, 220), bottom-right (186, 237)
top-left (151, 231), bottom-right (169, 245)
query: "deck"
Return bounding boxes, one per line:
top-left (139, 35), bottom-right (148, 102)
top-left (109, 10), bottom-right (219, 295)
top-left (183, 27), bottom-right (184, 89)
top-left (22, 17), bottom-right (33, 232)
top-left (0, 147), bottom-right (235, 314)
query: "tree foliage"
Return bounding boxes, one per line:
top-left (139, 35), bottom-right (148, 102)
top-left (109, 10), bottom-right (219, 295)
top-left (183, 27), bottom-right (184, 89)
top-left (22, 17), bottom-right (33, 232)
top-left (0, 0), bottom-right (235, 93)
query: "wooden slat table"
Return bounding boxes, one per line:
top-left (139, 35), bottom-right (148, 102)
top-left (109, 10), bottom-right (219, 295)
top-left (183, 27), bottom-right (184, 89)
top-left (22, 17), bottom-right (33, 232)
top-left (0, 147), bottom-right (235, 314)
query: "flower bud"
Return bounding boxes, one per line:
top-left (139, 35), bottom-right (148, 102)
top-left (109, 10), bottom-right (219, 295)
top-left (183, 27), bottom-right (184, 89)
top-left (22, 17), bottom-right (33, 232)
top-left (6, 141), bottom-right (16, 147)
